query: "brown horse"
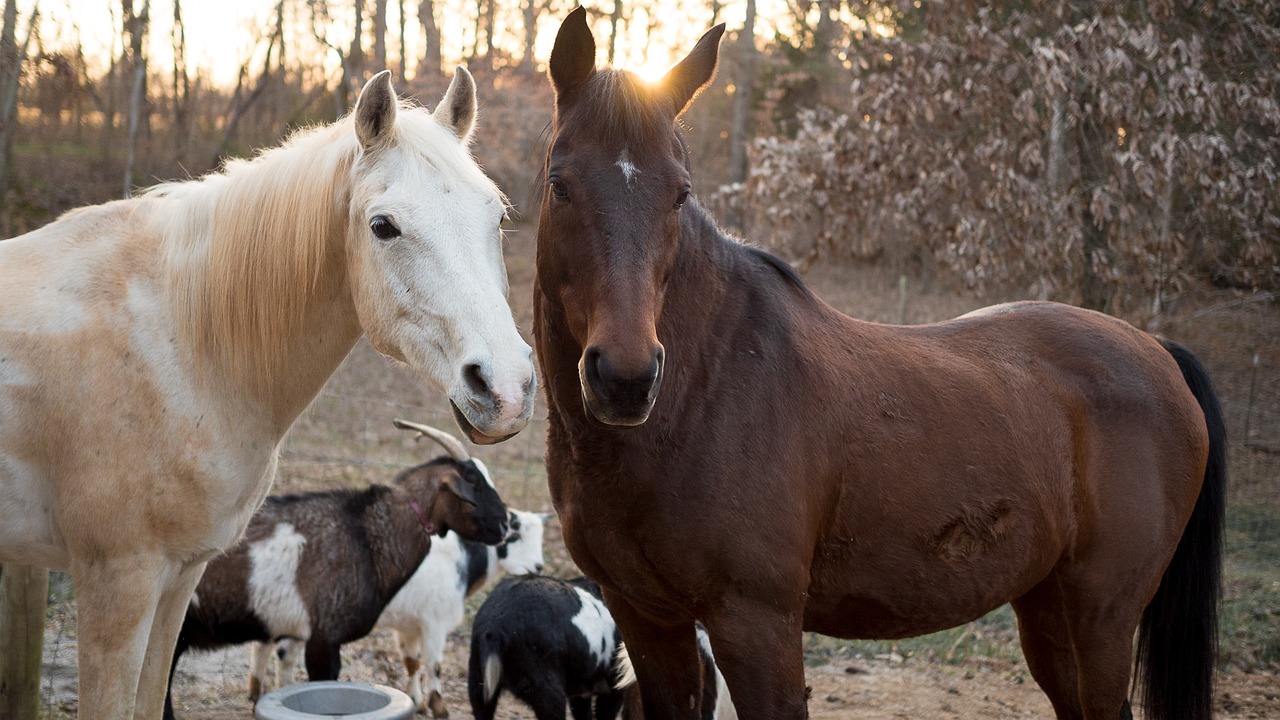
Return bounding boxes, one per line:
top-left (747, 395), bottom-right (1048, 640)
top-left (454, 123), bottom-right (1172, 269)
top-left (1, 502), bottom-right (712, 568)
top-left (533, 9), bottom-right (1226, 720)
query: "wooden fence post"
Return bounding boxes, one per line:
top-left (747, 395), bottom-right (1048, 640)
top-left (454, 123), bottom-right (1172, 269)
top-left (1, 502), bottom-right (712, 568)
top-left (0, 564), bottom-right (48, 720)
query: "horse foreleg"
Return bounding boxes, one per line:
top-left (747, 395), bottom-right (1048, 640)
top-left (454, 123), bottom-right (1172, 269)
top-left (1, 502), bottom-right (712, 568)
top-left (73, 553), bottom-right (167, 719)
top-left (134, 559), bottom-right (206, 720)
top-left (277, 638), bottom-right (304, 686)
top-left (601, 590), bottom-right (701, 720)
top-left (702, 596), bottom-right (808, 720)
top-left (248, 642), bottom-right (273, 701)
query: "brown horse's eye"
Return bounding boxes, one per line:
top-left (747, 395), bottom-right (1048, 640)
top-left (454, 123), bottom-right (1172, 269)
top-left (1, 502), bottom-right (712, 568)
top-left (370, 215), bottom-right (400, 240)
top-left (674, 187), bottom-right (690, 210)
top-left (550, 178), bottom-right (570, 201)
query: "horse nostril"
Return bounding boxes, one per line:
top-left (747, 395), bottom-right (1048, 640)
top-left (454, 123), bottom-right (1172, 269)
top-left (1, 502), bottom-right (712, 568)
top-left (583, 346), bottom-right (604, 387)
top-left (652, 345), bottom-right (665, 377)
top-left (462, 362), bottom-right (493, 400)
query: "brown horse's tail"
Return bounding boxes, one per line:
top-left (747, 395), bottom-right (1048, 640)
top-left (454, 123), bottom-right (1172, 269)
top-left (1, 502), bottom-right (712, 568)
top-left (1136, 340), bottom-right (1227, 720)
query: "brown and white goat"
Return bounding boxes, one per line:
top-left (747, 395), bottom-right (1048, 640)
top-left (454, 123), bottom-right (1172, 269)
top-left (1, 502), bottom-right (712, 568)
top-left (163, 422), bottom-right (507, 719)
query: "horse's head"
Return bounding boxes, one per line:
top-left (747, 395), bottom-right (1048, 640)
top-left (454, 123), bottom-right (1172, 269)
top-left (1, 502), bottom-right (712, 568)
top-left (346, 71), bottom-right (535, 444)
top-left (540, 8), bottom-right (724, 427)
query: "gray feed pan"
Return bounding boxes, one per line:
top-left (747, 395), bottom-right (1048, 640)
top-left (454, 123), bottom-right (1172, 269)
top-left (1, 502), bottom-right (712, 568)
top-left (255, 681), bottom-right (415, 720)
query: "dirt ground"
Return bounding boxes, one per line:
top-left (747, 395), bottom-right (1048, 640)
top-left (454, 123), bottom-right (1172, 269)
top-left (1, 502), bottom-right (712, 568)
top-left (37, 226), bottom-right (1280, 719)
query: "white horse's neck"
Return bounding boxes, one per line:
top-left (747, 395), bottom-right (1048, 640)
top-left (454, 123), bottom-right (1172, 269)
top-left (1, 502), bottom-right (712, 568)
top-left (157, 123), bottom-right (364, 434)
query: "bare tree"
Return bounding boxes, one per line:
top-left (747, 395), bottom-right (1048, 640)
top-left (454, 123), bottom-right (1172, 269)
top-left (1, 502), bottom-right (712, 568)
top-left (417, 0), bottom-right (441, 79)
top-left (122, 0), bottom-right (150, 198)
top-left (397, 0), bottom-right (406, 76)
top-left (171, 0), bottom-right (190, 161)
top-left (519, 0), bottom-right (548, 73)
top-left (607, 0), bottom-right (622, 64)
top-left (724, 0), bottom-right (755, 229)
top-left (373, 0), bottom-right (387, 70)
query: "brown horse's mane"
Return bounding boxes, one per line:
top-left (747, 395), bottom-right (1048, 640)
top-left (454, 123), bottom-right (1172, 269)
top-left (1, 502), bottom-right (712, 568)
top-left (677, 197), bottom-right (816, 305)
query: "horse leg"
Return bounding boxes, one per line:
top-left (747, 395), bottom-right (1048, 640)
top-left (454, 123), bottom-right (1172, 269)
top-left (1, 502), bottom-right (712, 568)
top-left (602, 590), bottom-right (702, 720)
top-left (72, 552), bottom-right (167, 719)
top-left (1011, 576), bottom-right (1083, 719)
top-left (1017, 567), bottom-right (1146, 720)
top-left (134, 559), bottom-right (207, 719)
top-left (701, 596), bottom-right (808, 720)
top-left (1061, 588), bottom-right (1142, 720)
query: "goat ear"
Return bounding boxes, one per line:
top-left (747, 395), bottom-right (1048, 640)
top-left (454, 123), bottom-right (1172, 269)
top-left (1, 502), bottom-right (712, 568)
top-left (658, 24), bottom-right (725, 117)
top-left (355, 70), bottom-right (397, 150)
top-left (549, 6), bottom-right (596, 104)
top-left (441, 474), bottom-right (478, 506)
top-left (434, 66), bottom-right (478, 144)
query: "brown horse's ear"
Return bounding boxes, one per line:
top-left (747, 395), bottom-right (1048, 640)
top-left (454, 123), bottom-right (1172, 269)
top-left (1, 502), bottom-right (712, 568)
top-left (659, 24), bottom-right (725, 117)
top-left (549, 6), bottom-right (596, 103)
top-left (355, 70), bottom-right (397, 150)
top-left (434, 66), bottom-right (478, 144)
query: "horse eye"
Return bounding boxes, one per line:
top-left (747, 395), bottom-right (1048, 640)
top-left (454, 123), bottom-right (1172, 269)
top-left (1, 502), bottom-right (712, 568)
top-left (370, 215), bottom-right (400, 240)
top-left (549, 178), bottom-right (570, 201)
top-left (674, 187), bottom-right (690, 210)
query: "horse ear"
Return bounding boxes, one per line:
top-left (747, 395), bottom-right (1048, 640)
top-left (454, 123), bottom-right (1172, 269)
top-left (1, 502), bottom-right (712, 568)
top-left (549, 6), bottom-right (596, 103)
top-left (434, 66), bottom-right (478, 144)
top-left (659, 24), bottom-right (725, 117)
top-left (355, 70), bottom-right (397, 150)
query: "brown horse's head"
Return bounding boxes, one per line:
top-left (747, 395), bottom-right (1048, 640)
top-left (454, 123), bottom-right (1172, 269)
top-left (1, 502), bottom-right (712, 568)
top-left (541, 8), bottom-right (724, 427)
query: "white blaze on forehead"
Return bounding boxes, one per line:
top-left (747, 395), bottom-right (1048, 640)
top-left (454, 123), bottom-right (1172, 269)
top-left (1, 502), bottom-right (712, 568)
top-left (248, 523), bottom-right (311, 639)
top-left (571, 587), bottom-right (617, 668)
top-left (617, 150), bottom-right (640, 189)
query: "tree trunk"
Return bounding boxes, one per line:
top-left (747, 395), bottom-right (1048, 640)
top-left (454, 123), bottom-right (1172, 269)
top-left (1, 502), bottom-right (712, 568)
top-left (1074, 88), bottom-right (1112, 313)
top-left (171, 0), bottom-right (189, 159)
top-left (482, 0), bottom-right (496, 70)
top-left (122, 0), bottom-right (150, 198)
top-left (607, 0), bottom-right (622, 64)
top-left (0, 565), bottom-right (48, 720)
top-left (349, 0), bottom-right (365, 84)
top-left (725, 0), bottom-right (756, 229)
top-left (519, 0), bottom-right (538, 72)
top-left (373, 0), bottom-right (388, 71)
top-left (0, 0), bottom-right (34, 223)
top-left (397, 0), bottom-right (407, 77)
top-left (417, 0), bottom-right (441, 79)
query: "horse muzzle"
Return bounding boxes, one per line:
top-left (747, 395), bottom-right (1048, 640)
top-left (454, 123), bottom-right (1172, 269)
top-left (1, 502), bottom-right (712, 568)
top-left (449, 358), bottom-right (537, 444)
top-left (578, 344), bottom-right (664, 427)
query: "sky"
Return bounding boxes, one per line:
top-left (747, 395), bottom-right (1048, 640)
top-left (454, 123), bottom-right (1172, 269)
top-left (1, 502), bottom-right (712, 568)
top-left (24, 0), bottom-right (791, 88)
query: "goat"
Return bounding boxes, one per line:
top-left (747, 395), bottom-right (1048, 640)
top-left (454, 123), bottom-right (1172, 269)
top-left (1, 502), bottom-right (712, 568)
top-left (164, 421), bottom-right (507, 720)
top-left (468, 575), bottom-right (623, 720)
top-left (260, 508), bottom-right (549, 717)
top-left (616, 626), bottom-right (737, 720)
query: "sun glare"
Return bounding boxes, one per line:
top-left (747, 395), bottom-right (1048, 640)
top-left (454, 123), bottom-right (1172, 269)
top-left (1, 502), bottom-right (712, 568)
top-left (632, 57), bottom-right (675, 84)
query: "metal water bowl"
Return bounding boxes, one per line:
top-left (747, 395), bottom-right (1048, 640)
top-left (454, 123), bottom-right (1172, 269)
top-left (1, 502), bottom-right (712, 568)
top-left (254, 681), bottom-right (415, 720)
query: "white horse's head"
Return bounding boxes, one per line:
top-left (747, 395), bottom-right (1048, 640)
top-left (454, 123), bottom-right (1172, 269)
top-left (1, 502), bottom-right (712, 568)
top-left (346, 70), bottom-right (535, 444)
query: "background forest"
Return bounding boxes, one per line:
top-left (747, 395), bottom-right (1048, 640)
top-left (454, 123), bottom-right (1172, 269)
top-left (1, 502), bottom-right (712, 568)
top-left (1, 0), bottom-right (1276, 314)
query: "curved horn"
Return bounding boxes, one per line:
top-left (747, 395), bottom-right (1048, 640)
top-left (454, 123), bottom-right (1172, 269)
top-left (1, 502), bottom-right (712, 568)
top-left (393, 418), bottom-right (471, 461)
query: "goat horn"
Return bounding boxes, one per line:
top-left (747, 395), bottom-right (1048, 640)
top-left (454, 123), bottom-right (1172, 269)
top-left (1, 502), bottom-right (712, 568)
top-left (393, 419), bottom-right (471, 461)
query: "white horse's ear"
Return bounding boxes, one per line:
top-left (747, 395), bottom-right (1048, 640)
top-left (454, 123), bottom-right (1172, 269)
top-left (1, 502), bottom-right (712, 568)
top-left (434, 67), bottom-right (478, 144)
top-left (355, 70), bottom-right (397, 150)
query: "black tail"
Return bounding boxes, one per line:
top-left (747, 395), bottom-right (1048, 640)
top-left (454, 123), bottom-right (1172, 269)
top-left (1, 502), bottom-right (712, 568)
top-left (1136, 340), bottom-right (1227, 720)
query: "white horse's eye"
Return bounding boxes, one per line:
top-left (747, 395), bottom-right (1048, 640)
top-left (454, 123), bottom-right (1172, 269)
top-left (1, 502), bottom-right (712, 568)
top-left (370, 215), bottom-right (400, 240)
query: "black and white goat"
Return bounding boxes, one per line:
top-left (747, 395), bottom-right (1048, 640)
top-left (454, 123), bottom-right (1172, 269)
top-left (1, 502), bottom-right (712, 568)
top-left (163, 421), bottom-right (507, 720)
top-left (263, 508), bottom-right (549, 717)
top-left (468, 575), bottom-right (623, 720)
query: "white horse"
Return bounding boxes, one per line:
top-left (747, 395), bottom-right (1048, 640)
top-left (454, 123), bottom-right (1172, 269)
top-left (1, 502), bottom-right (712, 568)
top-left (0, 69), bottom-right (535, 719)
